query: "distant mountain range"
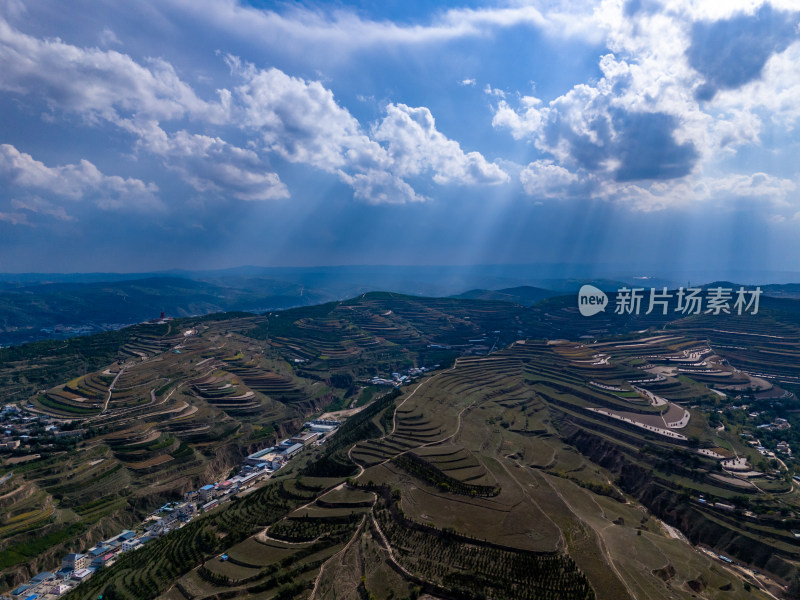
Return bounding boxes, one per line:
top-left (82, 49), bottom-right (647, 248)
top-left (0, 277), bottom-right (332, 346)
top-left (450, 286), bottom-right (560, 305)
top-left (2, 266), bottom-right (800, 346)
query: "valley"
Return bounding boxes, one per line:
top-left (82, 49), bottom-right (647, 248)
top-left (1, 291), bottom-right (800, 599)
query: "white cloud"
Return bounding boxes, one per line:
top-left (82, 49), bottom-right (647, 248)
top-left (234, 63), bottom-right (388, 174)
top-left (12, 1), bottom-right (795, 214)
top-left (598, 171), bottom-right (797, 212)
top-left (0, 144), bottom-right (162, 211)
top-left (0, 17), bottom-right (229, 126)
top-left (373, 103), bottom-right (509, 185)
top-left (0, 14), bottom-right (513, 206)
top-left (520, 160), bottom-right (580, 198)
top-left (712, 40), bottom-right (800, 128)
top-left (492, 95), bottom-right (544, 140)
top-left (515, 156), bottom-right (796, 213)
top-left (701, 172), bottom-right (796, 204)
top-left (339, 170), bottom-right (426, 205)
top-left (133, 123), bottom-right (288, 201)
top-left (0, 211), bottom-right (29, 226)
top-left (484, 84), bottom-right (506, 99)
top-left (491, 0), bottom-right (800, 211)
top-left (161, 0), bottom-right (589, 57)
top-left (11, 197), bottom-right (74, 221)
top-left (98, 27), bottom-right (121, 47)
top-left (233, 62), bottom-right (505, 201)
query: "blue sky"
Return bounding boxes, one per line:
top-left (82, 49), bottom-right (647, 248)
top-left (0, 0), bottom-right (798, 274)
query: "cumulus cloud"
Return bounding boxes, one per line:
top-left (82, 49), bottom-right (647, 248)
top-left (494, 88), bottom-right (698, 182)
top-left (701, 172), bottom-right (796, 203)
top-left (234, 63), bottom-right (388, 174)
top-left (339, 170), bottom-right (426, 205)
top-left (484, 84), bottom-right (506, 99)
top-left (491, 0), bottom-right (800, 211)
top-left (4, 0), bottom-right (795, 215)
top-left (0, 143), bottom-right (161, 211)
top-left (713, 40), bottom-right (800, 127)
top-left (373, 104), bottom-right (508, 185)
top-left (520, 160), bottom-right (581, 198)
top-left (0, 17), bottom-right (229, 126)
top-left (133, 123), bottom-right (288, 201)
top-left (0, 18), bottom-right (506, 205)
top-left (232, 61), bottom-right (506, 201)
top-left (688, 4), bottom-right (800, 100)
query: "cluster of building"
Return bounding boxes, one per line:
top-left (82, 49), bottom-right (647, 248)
top-left (4, 530), bottom-right (140, 600)
top-left (1, 420), bottom-right (340, 599)
top-left (742, 435), bottom-right (792, 458)
top-left (242, 421), bottom-right (339, 472)
top-left (427, 331), bottom-right (504, 356)
top-left (754, 416), bottom-right (791, 431)
top-left (0, 404), bottom-right (83, 456)
top-left (176, 421), bottom-right (340, 517)
top-left (368, 366), bottom-right (434, 387)
top-left (738, 413), bottom-right (794, 459)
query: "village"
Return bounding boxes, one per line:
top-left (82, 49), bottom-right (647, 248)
top-left (1, 419), bottom-right (339, 600)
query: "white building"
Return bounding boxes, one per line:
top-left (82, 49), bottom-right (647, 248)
top-left (122, 539), bottom-right (142, 552)
top-left (50, 583), bottom-right (72, 595)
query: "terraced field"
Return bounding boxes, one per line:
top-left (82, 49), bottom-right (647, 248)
top-left (0, 315), bottom-right (341, 589)
top-left (6, 291), bottom-right (800, 599)
top-left (73, 337), bottom-right (780, 599)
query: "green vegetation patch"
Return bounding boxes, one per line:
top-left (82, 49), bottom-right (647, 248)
top-left (392, 453), bottom-right (500, 497)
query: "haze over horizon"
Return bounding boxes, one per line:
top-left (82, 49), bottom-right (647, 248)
top-left (1, 1), bottom-right (799, 274)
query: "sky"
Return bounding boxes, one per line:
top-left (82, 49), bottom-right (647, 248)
top-left (0, 0), bottom-right (799, 275)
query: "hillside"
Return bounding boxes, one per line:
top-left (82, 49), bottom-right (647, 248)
top-left (1, 292), bottom-right (800, 599)
top-left (451, 285), bottom-right (559, 305)
top-left (0, 277), bottom-right (330, 347)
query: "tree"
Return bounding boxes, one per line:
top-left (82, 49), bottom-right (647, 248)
top-left (787, 575), bottom-right (800, 599)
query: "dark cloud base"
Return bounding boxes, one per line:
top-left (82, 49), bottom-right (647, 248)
top-left (689, 3), bottom-right (799, 101)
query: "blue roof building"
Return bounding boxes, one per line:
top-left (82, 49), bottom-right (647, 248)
top-left (281, 443), bottom-right (303, 457)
